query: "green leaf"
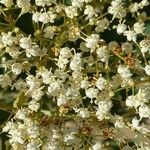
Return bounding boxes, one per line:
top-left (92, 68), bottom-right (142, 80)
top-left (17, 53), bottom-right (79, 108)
top-left (144, 21), bottom-right (150, 36)
top-left (13, 92), bottom-right (28, 108)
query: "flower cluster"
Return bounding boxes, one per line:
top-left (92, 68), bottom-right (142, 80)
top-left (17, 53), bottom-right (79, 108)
top-left (0, 0), bottom-right (150, 149)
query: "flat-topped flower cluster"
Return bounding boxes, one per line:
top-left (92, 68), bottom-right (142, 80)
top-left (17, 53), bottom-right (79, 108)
top-left (0, 0), bottom-right (150, 149)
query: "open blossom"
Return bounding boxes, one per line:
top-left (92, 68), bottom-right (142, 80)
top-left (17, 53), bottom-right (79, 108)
top-left (96, 100), bottom-right (112, 121)
top-left (117, 23), bottom-right (127, 34)
top-left (84, 5), bottom-right (96, 20)
top-left (70, 53), bottom-right (82, 71)
top-left (138, 104), bottom-right (150, 119)
top-left (72, 0), bottom-right (84, 8)
top-left (0, 0), bottom-right (14, 7)
top-left (20, 36), bottom-right (32, 49)
top-left (65, 6), bottom-right (78, 18)
top-left (85, 34), bottom-right (99, 51)
top-left (1, 0), bottom-right (150, 149)
top-left (108, 0), bottom-right (126, 19)
top-left (92, 142), bottom-right (102, 150)
top-left (35, 0), bottom-right (56, 7)
top-left (140, 39), bottom-right (150, 53)
top-left (95, 75), bottom-right (107, 91)
top-left (12, 63), bottom-right (22, 75)
top-left (118, 65), bottom-right (132, 79)
top-left (95, 18), bottom-right (109, 32)
top-left (144, 65), bottom-right (150, 75)
top-left (133, 21), bottom-right (145, 34)
top-left (85, 87), bottom-right (99, 99)
top-left (124, 30), bottom-right (137, 41)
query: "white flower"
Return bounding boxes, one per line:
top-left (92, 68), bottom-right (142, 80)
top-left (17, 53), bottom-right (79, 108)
top-left (12, 63), bottom-right (22, 75)
top-left (96, 46), bottom-right (108, 63)
top-left (32, 12), bottom-right (41, 23)
top-left (31, 88), bottom-right (44, 100)
top-left (117, 23), bottom-right (127, 34)
top-left (140, 39), bottom-right (150, 53)
top-left (70, 53), bottom-right (82, 71)
top-left (118, 65), bottom-right (132, 79)
top-left (95, 18), bottom-right (109, 32)
top-left (43, 26), bottom-right (56, 39)
top-left (57, 56), bottom-right (69, 69)
top-left (27, 140), bottom-right (40, 150)
top-left (114, 116), bottom-right (125, 128)
top-left (80, 79), bottom-right (90, 89)
top-left (85, 88), bottom-right (99, 99)
top-left (17, 0), bottom-right (30, 8)
top-left (129, 3), bottom-right (139, 13)
top-left (96, 100), bottom-right (112, 121)
top-left (26, 45), bottom-right (41, 57)
top-left (78, 108), bottom-right (90, 118)
top-left (132, 118), bottom-right (140, 130)
top-left (28, 100), bottom-right (40, 111)
top-left (133, 22), bottom-right (145, 34)
top-left (3, 121), bottom-right (14, 132)
top-left (138, 104), bottom-right (150, 118)
top-left (48, 80), bottom-right (61, 94)
top-left (20, 36), bottom-right (32, 49)
top-left (108, 0), bottom-right (126, 19)
top-left (0, 0), bottom-right (14, 7)
top-left (85, 34), bottom-right (99, 51)
top-left (57, 94), bottom-right (68, 106)
top-left (5, 46), bottom-right (21, 59)
top-left (92, 142), bottom-right (102, 150)
top-left (39, 11), bottom-right (57, 24)
top-left (26, 75), bottom-right (41, 92)
top-left (126, 95), bottom-right (136, 108)
top-left (139, 0), bottom-right (149, 9)
top-left (65, 6), bottom-right (78, 19)
top-left (0, 74), bottom-right (11, 88)
top-left (15, 108), bottom-right (28, 120)
top-left (27, 124), bottom-right (39, 139)
top-left (60, 47), bottom-right (71, 58)
top-left (95, 75), bottom-right (107, 91)
top-left (144, 65), bottom-right (150, 75)
top-left (84, 5), bottom-right (96, 20)
top-left (1, 32), bottom-right (14, 46)
top-left (126, 89), bottom-right (148, 108)
top-left (17, 0), bottom-right (31, 13)
top-left (124, 30), bottom-right (137, 41)
top-left (72, 0), bottom-right (84, 8)
top-left (35, 0), bottom-right (56, 7)
top-left (64, 132), bottom-right (76, 145)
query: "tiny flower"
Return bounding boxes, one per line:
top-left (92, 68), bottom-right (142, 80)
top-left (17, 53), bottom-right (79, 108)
top-left (12, 63), bottom-right (22, 75)
top-left (85, 88), bottom-right (99, 99)
top-left (117, 23), bottom-right (127, 34)
top-left (144, 65), bottom-right (150, 75)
